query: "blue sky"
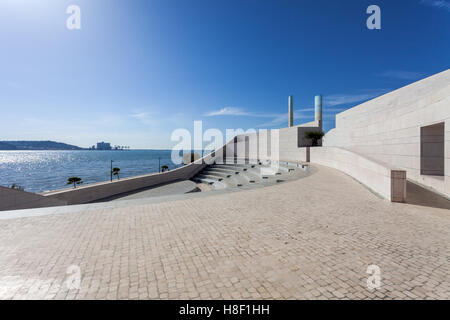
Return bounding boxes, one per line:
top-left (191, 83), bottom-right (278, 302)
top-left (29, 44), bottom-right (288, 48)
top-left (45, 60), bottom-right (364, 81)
top-left (0, 0), bottom-right (449, 149)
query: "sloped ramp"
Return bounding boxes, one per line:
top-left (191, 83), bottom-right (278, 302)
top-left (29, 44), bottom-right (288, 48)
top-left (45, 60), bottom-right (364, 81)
top-left (0, 186), bottom-right (67, 211)
top-left (104, 180), bottom-right (200, 201)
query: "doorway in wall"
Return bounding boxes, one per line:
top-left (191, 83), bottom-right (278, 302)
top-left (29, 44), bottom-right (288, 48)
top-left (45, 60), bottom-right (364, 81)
top-left (420, 122), bottom-right (445, 176)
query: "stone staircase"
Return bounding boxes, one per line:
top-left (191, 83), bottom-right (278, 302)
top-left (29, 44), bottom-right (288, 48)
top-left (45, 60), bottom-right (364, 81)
top-left (192, 158), bottom-right (308, 190)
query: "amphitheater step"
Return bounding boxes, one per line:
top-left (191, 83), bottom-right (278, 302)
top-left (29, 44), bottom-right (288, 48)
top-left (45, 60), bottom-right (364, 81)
top-left (196, 174), bottom-right (223, 181)
top-left (214, 164), bottom-right (251, 171)
top-left (206, 167), bottom-right (240, 174)
top-left (193, 177), bottom-right (217, 185)
top-left (202, 170), bottom-right (232, 178)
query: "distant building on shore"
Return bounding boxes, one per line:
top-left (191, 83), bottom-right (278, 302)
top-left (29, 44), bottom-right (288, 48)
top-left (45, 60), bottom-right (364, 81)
top-left (89, 142), bottom-right (130, 150)
top-left (113, 145), bottom-right (131, 150)
top-left (96, 142), bottom-right (112, 150)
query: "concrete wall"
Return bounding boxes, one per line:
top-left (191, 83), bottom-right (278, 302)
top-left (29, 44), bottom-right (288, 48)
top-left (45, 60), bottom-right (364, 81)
top-left (0, 186), bottom-right (67, 211)
top-left (42, 160), bottom-right (208, 205)
top-left (308, 147), bottom-right (406, 202)
top-left (323, 69), bottom-right (450, 197)
top-left (233, 124), bottom-right (320, 163)
top-left (226, 107), bottom-right (410, 202)
top-left (229, 128), bottom-right (405, 201)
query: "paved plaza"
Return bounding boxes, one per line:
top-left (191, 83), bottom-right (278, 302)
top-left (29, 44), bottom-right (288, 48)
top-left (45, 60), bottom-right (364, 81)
top-left (0, 165), bottom-right (449, 300)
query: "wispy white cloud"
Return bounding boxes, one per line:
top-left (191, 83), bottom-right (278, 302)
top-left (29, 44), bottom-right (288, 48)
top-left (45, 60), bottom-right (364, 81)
top-left (204, 107), bottom-right (280, 118)
top-left (377, 70), bottom-right (424, 81)
top-left (257, 114), bottom-right (288, 127)
top-left (130, 111), bottom-right (152, 120)
top-left (206, 103), bottom-right (362, 128)
top-left (323, 89), bottom-right (389, 107)
top-left (129, 109), bottom-right (190, 129)
top-left (420, 0), bottom-right (450, 12)
top-left (257, 108), bottom-right (315, 127)
top-left (129, 109), bottom-right (161, 125)
top-left (204, 104), bottom-right (350, 127)
top-left (201, 103), bottom-right (316, 127)
top-left (205, 107), bottom-right (252, 117)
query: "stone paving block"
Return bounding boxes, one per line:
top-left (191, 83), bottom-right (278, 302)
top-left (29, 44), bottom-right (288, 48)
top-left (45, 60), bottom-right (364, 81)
top-left (0, 165), bottom-right (448, 300)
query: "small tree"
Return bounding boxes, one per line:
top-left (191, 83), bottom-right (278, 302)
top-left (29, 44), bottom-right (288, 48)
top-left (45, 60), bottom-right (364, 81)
top-left (112, 167), bottom-right (120, 180)
top-left (67, 177), bottom-right (83, 188)
top-left (10, 184), bottom-right (24, 191)
top-left (305, 131), bottom-right (325, 147)
top-left (161, 165), bottom-right (169, 172)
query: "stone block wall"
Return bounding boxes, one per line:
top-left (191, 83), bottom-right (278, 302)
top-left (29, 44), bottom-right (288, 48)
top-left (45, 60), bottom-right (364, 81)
top-left (323, 69), bottom-right (450, 197)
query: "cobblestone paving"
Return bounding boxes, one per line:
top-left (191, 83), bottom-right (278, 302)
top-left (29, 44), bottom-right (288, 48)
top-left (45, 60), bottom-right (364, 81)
top-left (0, 165), bottom-right (449, 300)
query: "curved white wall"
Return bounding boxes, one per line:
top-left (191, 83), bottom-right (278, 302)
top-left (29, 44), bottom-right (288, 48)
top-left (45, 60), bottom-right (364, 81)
top-left (309, 147), bottom-right (406, 202)
top-left (232, 129), bottom-right (406, 202)
top-left (323, 69), bottom-right (450, 197)
top-left (42, 161), bottom-right (207, 205)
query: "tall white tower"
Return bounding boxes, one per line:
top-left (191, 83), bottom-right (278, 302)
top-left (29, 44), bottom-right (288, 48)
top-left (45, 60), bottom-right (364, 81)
top-left (315, 95), bottom-right (322, 129)
top-left (288, 95), bottom-right (294, 127)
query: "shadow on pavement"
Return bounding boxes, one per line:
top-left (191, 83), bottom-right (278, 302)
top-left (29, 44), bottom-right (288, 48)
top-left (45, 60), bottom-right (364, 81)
top-left (405, 181), bottom-right (450, 210)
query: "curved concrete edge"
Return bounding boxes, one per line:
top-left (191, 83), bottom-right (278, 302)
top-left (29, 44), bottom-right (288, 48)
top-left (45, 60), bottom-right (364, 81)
top-left (41, 162), bottom-right (207, 205)
top-left (106, 180), bottom-right (200, 201)
top-left (0, 186), bottom-right (67, 211)
top-left (322, 69), bottom-right (450, 198)
top-left (0, 161), bottom-right (314, 220)
top-left (305, 146), bottom-right (406, 202)
top-left (223, 128), bottom-right (405, 202)
top-left (39, 138), bottom-right (237, 206)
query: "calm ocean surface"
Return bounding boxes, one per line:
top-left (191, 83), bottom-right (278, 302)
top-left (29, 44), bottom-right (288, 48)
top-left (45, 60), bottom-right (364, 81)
top-left (0, 150), bottom-right (185, 193)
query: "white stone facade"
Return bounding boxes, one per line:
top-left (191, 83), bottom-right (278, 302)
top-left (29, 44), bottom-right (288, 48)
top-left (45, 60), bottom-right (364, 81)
top-left (323, 69), bottom-right (450, 197)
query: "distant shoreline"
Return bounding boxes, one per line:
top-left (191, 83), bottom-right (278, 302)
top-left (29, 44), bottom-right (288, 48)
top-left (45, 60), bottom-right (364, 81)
top-left (0, 140), bottom-right (185, 151)
top-left (0, 140), bottom-right (83, 151)
top-left (0, 148), bottom-right (181, 151)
